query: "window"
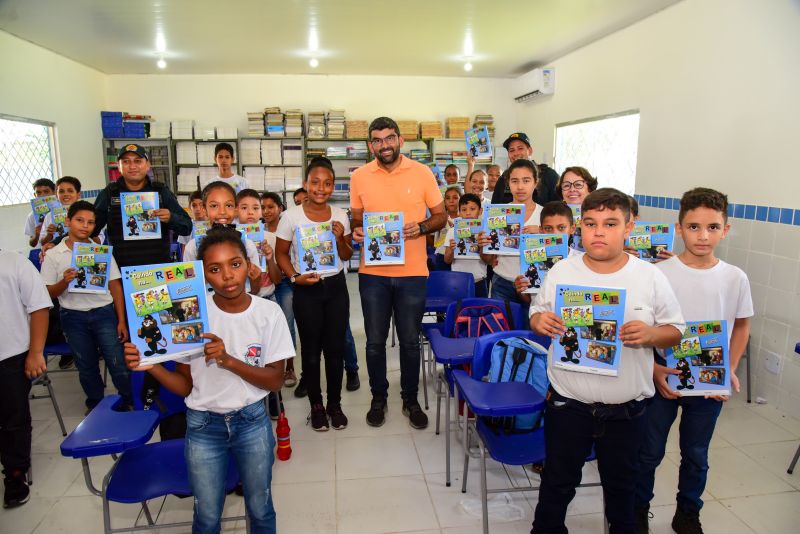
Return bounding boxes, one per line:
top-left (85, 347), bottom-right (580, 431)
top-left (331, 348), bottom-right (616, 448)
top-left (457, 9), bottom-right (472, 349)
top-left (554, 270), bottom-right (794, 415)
top-left (554, 110), bottom-right (640, 195)
top-left (0, 114), bottom-right (60, 207)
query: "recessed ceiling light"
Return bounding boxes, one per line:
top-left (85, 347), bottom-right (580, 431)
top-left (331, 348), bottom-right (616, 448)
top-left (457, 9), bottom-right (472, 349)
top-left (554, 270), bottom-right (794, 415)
top-left (309, 58), bottom-right (319, 68)
top-left (463, 62), bottom-right (473, 72)
top-left (155, 33), bottom-right (167, 53)
top-left (157, 58), bottom-right (167, 69)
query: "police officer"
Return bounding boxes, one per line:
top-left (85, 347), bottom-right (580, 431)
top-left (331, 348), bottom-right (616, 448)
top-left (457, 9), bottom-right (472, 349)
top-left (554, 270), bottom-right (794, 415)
top-left (491, 132), bottom-right (559, 205)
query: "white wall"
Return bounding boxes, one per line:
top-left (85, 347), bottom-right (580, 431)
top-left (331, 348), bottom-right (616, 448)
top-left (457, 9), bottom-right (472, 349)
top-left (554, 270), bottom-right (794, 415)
top-left (0, 31), bottom-right (106, 252)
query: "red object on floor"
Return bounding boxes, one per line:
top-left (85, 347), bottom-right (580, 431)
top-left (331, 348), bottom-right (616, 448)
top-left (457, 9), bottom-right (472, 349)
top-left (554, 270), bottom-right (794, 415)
top-left (276, 412), bottom-right (292, 461)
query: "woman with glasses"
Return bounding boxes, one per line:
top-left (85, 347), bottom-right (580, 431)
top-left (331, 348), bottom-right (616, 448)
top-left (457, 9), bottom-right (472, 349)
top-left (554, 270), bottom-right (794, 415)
top-left (556, 166), bottom-right (598, 251)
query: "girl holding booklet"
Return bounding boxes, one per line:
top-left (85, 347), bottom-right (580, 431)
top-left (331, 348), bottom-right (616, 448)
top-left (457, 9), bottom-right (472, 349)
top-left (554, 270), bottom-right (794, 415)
top-left (275, 156), bottom-right (353, 431)
top-left (124, 226), bottom-right (294, 534)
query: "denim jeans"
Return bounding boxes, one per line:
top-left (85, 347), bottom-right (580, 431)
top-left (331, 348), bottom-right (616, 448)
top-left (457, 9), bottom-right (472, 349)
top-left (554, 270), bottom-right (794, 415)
top-left (344, 321), bottom-right (358, 372)
top-left (491, 274), bottom-right (528, 319)
top-left (0, 353), bottom-right (32, 476)
top-left (186, 400), bottom-right (276, 534)
top-left (272, 278), bottom-right (297, 348)
top-left (358, 274), bottom-right (427, 401)
top-left (635, 388), bottom-right (723, 513)
top-left (60, 303), bottom-right (131, 408)
top-left (532, 388), bottom-right (647, 534)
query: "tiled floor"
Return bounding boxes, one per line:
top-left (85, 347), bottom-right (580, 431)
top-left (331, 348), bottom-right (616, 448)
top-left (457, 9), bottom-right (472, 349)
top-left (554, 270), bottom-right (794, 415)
top-left (3, 279), bottom-right (799, 533)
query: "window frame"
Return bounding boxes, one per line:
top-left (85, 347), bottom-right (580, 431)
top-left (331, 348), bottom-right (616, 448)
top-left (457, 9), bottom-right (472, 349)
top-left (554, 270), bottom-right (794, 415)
top-left (0, 113), bottom-right (62, 207)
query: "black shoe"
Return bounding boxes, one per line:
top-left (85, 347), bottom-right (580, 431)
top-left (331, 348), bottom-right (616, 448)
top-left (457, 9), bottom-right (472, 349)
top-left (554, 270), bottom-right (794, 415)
top-left (327, 404), bottom-right (348, 430)
top-left (294, 377), bottom-right (308, 398)
top-left (345, 370), bottom-right (360, 392)
top-left (635, 506), bottom-right (651, 534)
top-left (308, 403), bottom-right (329, 431)
top-left (366, 397), bottom-right (387, 427)
top-left (672, 507), bottom-right (703, 534)
top-left (402, 400), bottom-right (428, 429)
top-left (3, 471), bottom-right (30, 509)
top-left (58, 355), bottom-right (75, 370)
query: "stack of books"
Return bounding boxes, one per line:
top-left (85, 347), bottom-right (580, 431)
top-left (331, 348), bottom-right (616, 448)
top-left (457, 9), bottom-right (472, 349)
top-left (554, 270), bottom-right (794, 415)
top-left (285, 167), bottom-right (303, 190)
top-left (345, 120), bottom-right (368, 139)
top-left (239, 139), bottom-right (262, 165)
top-left (447, 117), bottom-right (471, 139)
top-left (171, 120), bottom-right (195, 140)
top-left (176, 142), bottom-right (198, 165)
top-left (473, 115), bottom-right (495, 138)
top-left (198, 167), bottom-right (217, 185)
top-left (327, 109), bottom-right (346, 139)
top-left (347, 144), bottom-right (369, 159)
top-left (244, 167), bottom-right (266, 191)
top-left (265, 168), bottom-right (284, 191)
top-left (326, 146), bottom-right (348, 159)
top-left (149, 121), bottom-right (170, 138)
top-left (305, 146), bottom-right (326, 158)
top-left (101, 111), bottom-right (124, 138)
top-left (246, 112), bottom-right (265, 137)
top-left (420, 121), bottom-right (443, 139)
top-left (261, 140), bottom-right (282, 165)
top-left (194, 123), bottom-right (215, 140)
top-left (196, 143), bottom-right (217, 165)
top-left (148, 146), bottom-right (169, 167)
top-left (265, 107), bottom-right (285, 137)
top-left (285, 110), bottom-right (304, 137)
top-left (408, 148), bottom-right (432, 164)
top-left (177, 168), bottom-right (200, 191)
top-left (452, 151), bottom-right (468, 164)
top-left (216, 127), bottom-right (238, 139)
top-left (307, 112), bottom-right (326, 139)
top-left (398, 120), bottom-right (418, 140)
top-left (282, 140), bottom-right (303, 165)
top-left (435, 152), bottom-right (453, 163)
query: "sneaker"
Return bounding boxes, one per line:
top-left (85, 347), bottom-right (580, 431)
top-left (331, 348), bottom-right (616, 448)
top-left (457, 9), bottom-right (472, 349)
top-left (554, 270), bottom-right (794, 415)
top-left (294, 377), bottom-right (308, 398)
top-left (284, 369), bottom-right (298, 388)
top-left (345, 370), bottom-right (360, 392)
top-left (366, 397), bottom-right (387, 427)
top-left (58, 355), bottom-right (74, 370)
top-left (327, 404), bottom-right (348, 430)
top-left (671, 507), bottom-right (703, 534)
top-left (3, 471), bottom-right (30, 509)
top-left (402, 400), bottom-right (429, 429)
top-left (635, 506), bottom-right (651, 534)
top-left (308, 403), bottom-right (329, 431)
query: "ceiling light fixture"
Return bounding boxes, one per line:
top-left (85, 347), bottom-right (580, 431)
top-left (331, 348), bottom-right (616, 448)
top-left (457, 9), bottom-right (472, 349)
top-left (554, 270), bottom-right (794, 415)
top-left (309, 28), bottom-right (319, 52)
top-left (157, 58), bottom-right (167, 69)
top-left (155, 33), bottom-right (167, 53)
top-left (464, 62), bottom-right (473, 72)
top-left (309, 58), bottom-right (319, 68)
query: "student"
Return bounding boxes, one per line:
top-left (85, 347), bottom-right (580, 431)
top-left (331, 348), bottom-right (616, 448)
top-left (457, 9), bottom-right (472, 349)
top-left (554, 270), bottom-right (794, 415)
top-left (293, 188), bottom-right (308, 206)
top-left (39, 176), bottom-right (81, 247)
top-left (178, 190), bottom-right (207, 255)
top-left (276, 156), bottom-right (353, 431)
top-left (202, 142), bottom-right (248, 193)
top-left (485, 165), bottom-right (501, 203)
top-left (25, 178), bottom-right (56, 248)
top-left (443, 193), bottom-right (492, 297)
top-left (0, 249), bottom-right (50, 509)
top-left (124, 226), bottom-right (294, 533)
top-left (467, 170), bottom-right (489, 208)
top-left (237, 189), bottom-right (280, 300)
top-left (41, 201), bottom-right (132, 413)
top-left (529, 188), bottom-right (685, 533)
top-left (443, 164), bottom-right (460, 186)
top-left (634, 188), bottom-right (752, 534)
top-left (430, 186), bottom-right (460, 271)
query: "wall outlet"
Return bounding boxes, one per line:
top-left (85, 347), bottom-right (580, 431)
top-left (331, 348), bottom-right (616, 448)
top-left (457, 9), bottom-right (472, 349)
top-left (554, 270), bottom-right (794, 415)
top-left (763, 351), bottom-right (783, 375)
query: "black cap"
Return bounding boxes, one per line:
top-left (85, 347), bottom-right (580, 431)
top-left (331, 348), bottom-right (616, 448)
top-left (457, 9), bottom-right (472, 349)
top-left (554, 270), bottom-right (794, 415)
top-left (117, 143), bottom-right (149, 160)
top-left (502, 132), bottom-right (532, 150)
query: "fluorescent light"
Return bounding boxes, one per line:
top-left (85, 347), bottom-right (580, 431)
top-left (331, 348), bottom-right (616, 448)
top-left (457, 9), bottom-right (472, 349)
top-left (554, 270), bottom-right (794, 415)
top-left (309, 58), bottom-right (319, 68)
top-left (463, 32), bottom-right (474, 57)
top-left (155, 33), bottom-right (166, 53)
top-left (464, 62), bottom-right (473, 72)
top-left (157, 58), bottom-right (167, 69)
top-left (309, 28), bottom-right (319, 52)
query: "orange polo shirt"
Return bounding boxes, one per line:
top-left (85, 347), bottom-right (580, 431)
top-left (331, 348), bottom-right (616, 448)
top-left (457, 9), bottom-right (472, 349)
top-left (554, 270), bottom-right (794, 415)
top-left (351, 155), bottom-right (442, 277)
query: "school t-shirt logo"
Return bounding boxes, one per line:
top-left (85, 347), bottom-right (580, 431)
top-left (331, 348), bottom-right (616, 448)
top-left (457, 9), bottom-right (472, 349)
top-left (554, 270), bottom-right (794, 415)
top-left (244, 344), bottom-right (262, 366)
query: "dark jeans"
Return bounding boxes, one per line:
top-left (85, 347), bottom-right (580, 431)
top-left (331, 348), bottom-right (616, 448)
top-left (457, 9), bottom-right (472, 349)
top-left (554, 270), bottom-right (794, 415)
top-left (293, 271), bottom-right (349, 407)
top-left (60, 304), bottom-right (132, 408)
top-left (474, 279), bottom-right (488, 298)
top-left (491, 274), bottom-right (528, 319)
top-left (358, 274), bottom-right (427, 401)
top-left (532, 388), bottom-right (647, 534)
top-left (635, 388), bottom-right (722, 513)
top-left (0, 353), bottom-right (32, 476)
top-left (344, 322), bottom-right (358, 372)
top-left (273, 278), bottom-right (297, 348)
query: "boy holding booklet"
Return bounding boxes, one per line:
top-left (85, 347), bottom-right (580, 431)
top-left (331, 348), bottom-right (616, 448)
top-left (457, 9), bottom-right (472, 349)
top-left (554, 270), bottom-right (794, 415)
top-left (634, 188), bottom-right (752, 534)
top-left (529, 188), bottom-right (685, 533)
top-left (443, 193), bottom-right (492, 297)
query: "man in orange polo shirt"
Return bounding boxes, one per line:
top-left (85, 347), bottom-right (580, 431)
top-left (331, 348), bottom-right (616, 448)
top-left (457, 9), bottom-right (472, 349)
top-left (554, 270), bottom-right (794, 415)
top-left (351, 117), bottom-right (447, 429)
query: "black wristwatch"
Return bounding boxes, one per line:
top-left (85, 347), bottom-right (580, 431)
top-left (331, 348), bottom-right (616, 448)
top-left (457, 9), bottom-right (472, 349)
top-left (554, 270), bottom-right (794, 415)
top-left (419, 222), bottom-right (429, 235)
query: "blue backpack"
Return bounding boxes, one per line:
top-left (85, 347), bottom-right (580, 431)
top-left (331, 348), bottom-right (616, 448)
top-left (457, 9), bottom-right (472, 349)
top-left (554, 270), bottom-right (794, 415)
top-left (484, 336), bottom-right (549, 433)
top-left (452, 299), bottom-right (514, 339)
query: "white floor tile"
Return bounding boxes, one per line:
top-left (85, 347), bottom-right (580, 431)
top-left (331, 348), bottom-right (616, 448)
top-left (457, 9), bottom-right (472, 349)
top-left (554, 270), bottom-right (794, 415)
top-left (647, 501), bottom-right (754, 533)
top-left (336, 434), bottom-right (422, 480)
top-left (738, 440), bottom-right (800, 490)
top-left (271, 438), bottom-right (336, 484)
top-left (694, 447), bottom-right (795, 499)
top-left (721, 492), bottom-right (800, 534)
top-left (714, 407), bottom-right (797, 446)
top-left (273, 480), bottom-right (336, 534)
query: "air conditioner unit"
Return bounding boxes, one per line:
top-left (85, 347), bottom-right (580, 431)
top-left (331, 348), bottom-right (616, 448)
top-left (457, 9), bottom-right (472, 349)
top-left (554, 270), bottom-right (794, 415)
top-left (512, 67), bottom-right (555, 103)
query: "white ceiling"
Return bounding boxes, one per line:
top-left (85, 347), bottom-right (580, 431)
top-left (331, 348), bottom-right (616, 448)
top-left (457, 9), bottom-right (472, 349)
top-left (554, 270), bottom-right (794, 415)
top-left (0, 0), bottom-right (681, 76)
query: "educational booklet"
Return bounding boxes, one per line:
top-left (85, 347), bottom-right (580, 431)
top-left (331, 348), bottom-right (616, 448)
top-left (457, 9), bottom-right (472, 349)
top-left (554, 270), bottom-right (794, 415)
top-left (363, 211), bottom-right (404, 266)
top-left (192, 220), bottom-right (211, 248)
top-left (464, 126), bottom-right (493, 162)
top-left (666, 321), bottom-right (730, 396)
top-left (519, 234), bottom-right (569, 294)
top-left (295, 221), bottom-right (340, 275)
top-left (625, 222), bottom-right (675, 262)
top-left (68, 243), bottom-right (113, 294)
top-left (568, 204), bottom-right (584, 252)
top-left (121, 261), bottom-right (209, 366)
top-left (482, 204), bottom-right (524, 256)
top-left (50, 205), bottom-right (69, 242)
top-left (553, 284), bottom-right (627, 377)
top-left (237, 222), bottom-right (268, 270)
top-left (120, 191), bottom-right (161, 241)
top-left (452, 217), bottom-right (483, 260)
top-left (30, 195), bottom-right (59, 225)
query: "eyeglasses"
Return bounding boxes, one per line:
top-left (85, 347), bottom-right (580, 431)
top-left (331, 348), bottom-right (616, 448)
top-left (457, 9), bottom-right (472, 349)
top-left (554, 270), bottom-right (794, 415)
top-left (561, 180), bottom-right (586, 191)
top-left (370, 134), bottom-right (398, 147)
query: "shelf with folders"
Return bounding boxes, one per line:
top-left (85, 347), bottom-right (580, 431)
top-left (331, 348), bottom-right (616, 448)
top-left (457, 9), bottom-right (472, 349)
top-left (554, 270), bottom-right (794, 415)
top-left (102, 137), bottom-right (174, 190)
top-left (173, 139), bottom-right (239, 195)
top-left (306, 139), bottom-right (371, 208)
top-left (430, 137), bottom-right (497, 184)
top-left (237, 137), bottom-right (305, 204)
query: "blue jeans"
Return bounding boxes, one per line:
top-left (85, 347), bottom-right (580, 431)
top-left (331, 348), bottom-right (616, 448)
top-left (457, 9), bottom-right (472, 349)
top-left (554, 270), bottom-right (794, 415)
top-left (186, 400), bottom-right (276, 534)
top-left (344, 321), bottom-right (358, 372)
top-left (358, 274), bottom-right (427, 401)
top-left (60, 304), bottom-right (131, 408)
top-left (272, 279), bottom-right (296, 348)
top-left (635, 388), bottom-right (723, 513)
top-left (491, 274), bottom-right (528, 319)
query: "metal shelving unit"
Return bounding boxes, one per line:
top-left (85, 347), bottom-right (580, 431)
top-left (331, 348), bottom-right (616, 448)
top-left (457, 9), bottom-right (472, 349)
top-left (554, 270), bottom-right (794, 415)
top-left (237, 136), bottom-right (305, 206)
top-left (172, 138), bottom-right (240, 196)
top-left (101, 137), bottom-right (174, 190)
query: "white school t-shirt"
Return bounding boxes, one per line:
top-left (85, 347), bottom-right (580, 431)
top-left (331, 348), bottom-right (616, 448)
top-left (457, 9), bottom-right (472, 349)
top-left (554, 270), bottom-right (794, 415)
top-left (183, 234), bottom-right (260, 266)
top-left (444, 226), bottom-right (487, 283)
top-left (275, 204), bottom-right (350, 278)
top-left (655, 256), bottom-right (753, 352)
top-left (530, 254), bottom-right (685, 404)
top-left (37, 211), bottom-right (106, 247)
top-left (40, 241), bottom-right (121, 311)
top-left (184, 296), bottom-right (295, 413)
top-left (493, 205), bottom-right (543, 281)
top-left (201, 174), bottom-right (249, 193)
top-left (0, 250), bottom-right (53, 361)
top-left (24, 212), bottom-right (37, 237)
top-left (482, 190), bottom-right (494, 203)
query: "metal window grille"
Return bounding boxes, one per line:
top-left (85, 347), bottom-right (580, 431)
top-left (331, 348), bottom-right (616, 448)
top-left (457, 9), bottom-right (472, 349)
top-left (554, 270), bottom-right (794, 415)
top-left (0, 114), bottom-right (60, 207)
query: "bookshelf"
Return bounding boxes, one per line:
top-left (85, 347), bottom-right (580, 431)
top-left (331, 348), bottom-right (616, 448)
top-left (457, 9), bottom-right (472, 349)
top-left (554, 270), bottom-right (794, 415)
top-left (101, 138), bottom-right (174, 190)
top-left (238, 136), bottom-right (305, 206)
top-left (173, 138), bottom-right (240, 195)
top-left (305, 138), bottom-right (371, 209)
top-left (430, 138), bottom-right (498, 184)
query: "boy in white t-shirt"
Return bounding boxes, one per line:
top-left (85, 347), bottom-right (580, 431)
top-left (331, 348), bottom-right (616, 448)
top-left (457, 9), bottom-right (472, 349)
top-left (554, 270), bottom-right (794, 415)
top-left (200, 142), bottom-right (249, 193)
top-left (178, 190), bottom-right (207, 253)
top-left (24, 178), bottom-right (56, 248)
top-left (443, 193), bottom-right (492, 297)
top-left (634, 188), bottom-right (753, 534)
top-left (529, 188), bottom-right (685, 533)
top-left (431, 186), bottom-right (460, 271)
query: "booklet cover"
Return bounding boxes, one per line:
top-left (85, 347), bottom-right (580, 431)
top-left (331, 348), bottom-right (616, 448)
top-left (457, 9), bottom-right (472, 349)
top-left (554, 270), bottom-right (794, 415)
top-left (51, 205), bottom-right (69, 242)
top-left (121, 191), bottom-right (161, 241)
top-left (30, 195), bottom-right (59, 225)
top-left (453, 218), bottom-right (483, 259)
top-left (193, 220), bottom-right (211, 248)
top-left (122, 261), bottom-right (209, 366)
top-left (295, 221), bottom-right (340, 275)
top-left (68, 243), bottom-right (113, 294)
top-left (519, 234), bottom-right (569, 294)
top-left (625, 222), bottom-right (675, 262)
top-left (568, 204), bottom-right (584, 252)
top-left (553, 285), bottom-right (627, 376)
top-left (464, 126), bottom-right (493, 162)
top-left (363, 212), bottom-right (404, 265)
top-left (666, 321), bottom-right (730, 396)
top-left (482, 204), bottom-right (524, 255)
top-left (237, 222), bottom-right (268, 270)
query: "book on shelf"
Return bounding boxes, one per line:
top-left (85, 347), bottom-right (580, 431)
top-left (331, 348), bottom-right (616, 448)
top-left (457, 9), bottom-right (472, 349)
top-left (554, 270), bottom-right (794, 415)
top-left (285, 167), bottom-right (303, 190)
top-left (519, 234), bottom-right (569, 294)
top-left (262, 140), bottom-right (282, 165)
top-left (244, 167), bottom-right (267, 191)
top-left (247, 112), bottom-right (265, 137)
top-left (264, 167), bottom-right (285, 191)
top-left (69, 243), bottom-right (113, 294)
top-left (420, 121), bottom-right (443, 139)
top-left (666, 321), bottom-right (730, 396)
top-left (307, 111), bottom-right (326, 139)
top-left (240, 139), bottom-right (262, 165)
top-left (345, 120), bottom-right (368, 139)
top-left (398, 120), bottom-right (419, 140)
top-left (447, 116), bottom-right (471, 139)
top-left (285, 109), bottom-right (304, 137)
top-left (482, 204), bottom-right (524, 255)
top-left (176, 141), bottom-right (198, 165)
top-left (282, 141), bottom-right (303, 165)
top-left (473, 114), bottom-right (496, 138)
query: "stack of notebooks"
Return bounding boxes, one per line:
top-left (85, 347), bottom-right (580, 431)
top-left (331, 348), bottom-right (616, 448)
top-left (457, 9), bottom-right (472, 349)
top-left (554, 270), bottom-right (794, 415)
top-left (177, 168), bottom-right (200, 191)
top-left (452, 151), bottom-right (468, 164)
top-left (247, 112), bottom-right (265, 136)
top-left (171, 120), bottom-right (195, 140)
top-left (435, 151), bottom-right (453, 163)
top-left (285, 167), bottom-right (303, 190)
top-left (447, 117), bottom-right (471, 139)
top-left (122, 113), bottom-right (152, 138)
top-left (101, 112), bottom-right (124, 138)
top-left (239, 139), bottom-right (262, 165)
top-left (408, 148), bottom-right (432, 164)
top-left (327, 109), bottom-right (346, 139)
top-left (307, 112), bottom-right (326, 139)
top-left (217, 127), bottom-right (238, 139)
top-left (261, 140), bottom-right (282, 165)
top-left (326, 146), bottom-right (348, 159)
top-left (176, 142), bottom-right (198, 165)
top-left (398, 120), bottom-right (419, 140)
top-left (473, 115), bottom-right (496, 138)
top-left (196, 143), bottom-right (217, 165)
top-left (194, 123), bottom-right (215, 140)
top-left (282, 140), bottom-right (303, 165)
top-left (265, 168), bottom-right (285, 191)
top-left (285, 110), bottom-right (304, 137)
top-left (148, 146), bottom-right (170, 167)
top-left (420, 121), bottom-right (443, 139)
top-left (198, 167), bottom-right (218, 185)
top-left (347, 144), bottom-right (369, 159)
top-left (345, 120), bottom-right (368, 139)
top-left (244, 167), bottom-right (267, 191)
top-left (305, 146), bottom-right (326, 158)
top-left (265, 107), bottom-right (285, 137)
top-left (149, 121), bottom-right (170, 138)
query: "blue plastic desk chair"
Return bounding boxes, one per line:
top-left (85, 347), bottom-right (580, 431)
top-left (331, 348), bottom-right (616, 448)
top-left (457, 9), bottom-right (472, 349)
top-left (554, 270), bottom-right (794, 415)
top-left (28, 248), bottom-right (42, 271)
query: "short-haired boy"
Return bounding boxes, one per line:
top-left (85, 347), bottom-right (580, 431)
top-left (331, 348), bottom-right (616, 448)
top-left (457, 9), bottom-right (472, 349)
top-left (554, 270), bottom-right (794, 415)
top-left (40, 201), bottom-right (132, 413)
top-left (39, 176), bottom-right (82, 247)
top-left (529, 188), bottom-right (685, 533)
top-left (25, 178), bottom-right (56, 248)
top-left (178, 190), bottom-right (207, 251)
top-left (0, 249), bottom-right (51, 508)
top-left (443, 193), bottom-right (492, 297)
top-left (634, 188), bottom-right (753, 534)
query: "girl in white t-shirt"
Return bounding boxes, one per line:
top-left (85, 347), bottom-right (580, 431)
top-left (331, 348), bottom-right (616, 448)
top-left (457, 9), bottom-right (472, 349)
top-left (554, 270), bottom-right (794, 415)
top-left (275, 157), bottom-right (353, 431)
top-left (201, 142), bottom-right (249, 193)
top-left (124, 226), bottom-right (294, 533)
